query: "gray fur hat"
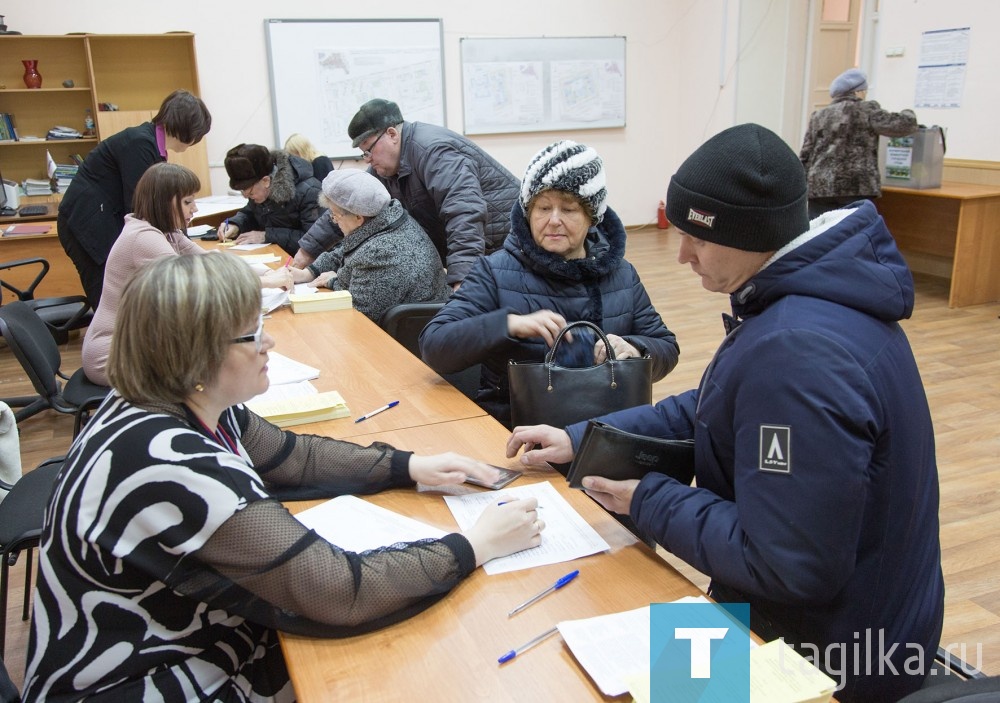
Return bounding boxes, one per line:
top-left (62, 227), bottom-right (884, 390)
top-left (520, 140), bottom-right (607, 224)
top-left (348, 98), bottom-right (404, 148)
top-left (321, 169), bottom-right (390, 217)
top-left (830, 68), bottom-right (868, 97)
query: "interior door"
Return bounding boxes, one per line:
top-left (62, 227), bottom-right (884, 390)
top-left (807, 0), bottom-right (863, 114)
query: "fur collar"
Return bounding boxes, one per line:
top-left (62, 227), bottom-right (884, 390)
top-left (266, 150), bottom-right (303, 205)
top-left (504, 203), bottom-right (627, 282)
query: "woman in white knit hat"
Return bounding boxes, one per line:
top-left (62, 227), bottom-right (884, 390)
top-left (419, 140), bottom-right (679, 430)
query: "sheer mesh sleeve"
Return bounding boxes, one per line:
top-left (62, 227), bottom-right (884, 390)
top-left (174, 499), bottom-right (476, 638)
top-left (234, 406), bottom-right (415, 501)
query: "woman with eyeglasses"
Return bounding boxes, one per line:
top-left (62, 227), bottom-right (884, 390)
top-left (218, 143), bottom-right (322, 256)
top-left (289, 169), bottom-right (449, 322)
top-left (23, 254), bottom-right (543, 702)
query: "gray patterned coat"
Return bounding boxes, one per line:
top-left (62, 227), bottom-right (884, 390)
top-left (307, 199), bottom-right (449, 322)
top-left (800, 96), bottom-right (917, 200)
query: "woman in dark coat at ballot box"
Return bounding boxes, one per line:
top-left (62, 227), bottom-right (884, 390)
top-left (290, 169), bottom-right (450, 323)
top-left (57, 89), bottom-right (211, 307)
top-left (218, 143), bottom-right (322, 256)
top-left (21, 254), bottom-right (543, 702)
top-left (419, 140), bottom-right (679, 428)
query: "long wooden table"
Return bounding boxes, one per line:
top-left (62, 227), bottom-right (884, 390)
top-left (279, 416), bottom-right (704, 702)
top-left (252, 292), bottom-right (708, 700)
top-left (876, 182), bottom-right (1000, 307)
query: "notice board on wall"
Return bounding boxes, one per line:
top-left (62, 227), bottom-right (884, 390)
top-left (460, 36), bottom-right (626, 136)
top-left (265, 18), bottom-right (446, 160)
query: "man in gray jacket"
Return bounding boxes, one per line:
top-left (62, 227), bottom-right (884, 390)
top-left (320, 98), bottom-right (519, 288)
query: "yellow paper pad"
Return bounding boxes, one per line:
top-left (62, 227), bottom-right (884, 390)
top-left (246, 390), bottom-right (350, 427)
top-left (288, 290), bottom-right (352, 313)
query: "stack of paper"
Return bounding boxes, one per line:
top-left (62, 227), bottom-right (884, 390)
top-left (749, 639), bottom-right (836, 703)
top-left (289, 290), bottom-right (352, 313)
top-left (246, 389), bottom-right (350, 427)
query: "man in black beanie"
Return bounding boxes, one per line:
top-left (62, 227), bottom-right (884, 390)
top-left (507, 124), bottom-right (944, 702)
top-left (333, 98), bottom-right (519, 288)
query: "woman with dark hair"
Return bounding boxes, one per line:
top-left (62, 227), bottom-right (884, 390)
top-left (82, 162), bottom-right (206, 385)
top-left (24, 254), bottom-right (542, 702)
top-left (57, 89), bottom-right (212, 306)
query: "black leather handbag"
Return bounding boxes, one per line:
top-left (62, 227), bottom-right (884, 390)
top-left (507, 321), bottom-right (653, 430)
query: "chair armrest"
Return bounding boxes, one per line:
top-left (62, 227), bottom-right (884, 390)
top-left (0, 257), bottom-right (50, 301)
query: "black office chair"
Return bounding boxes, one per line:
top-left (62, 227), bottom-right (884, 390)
top-left (896, 646), bottom-right (999, 702)
top-left (0, 455), bottom-right (63, 657)
top-left (0, 653), bottom-right (18, 702)
top-left (0, 257), bottom-right (93, 345)
top-left (0, 301), bottom-right (109, 435)
top-left (378, 303), bottom-right (481, 400)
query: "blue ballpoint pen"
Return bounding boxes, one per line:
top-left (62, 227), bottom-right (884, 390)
top-left (507, 570), bottom-right (579, 617)
top-left (497, 626), bottom-right (559, 664)
top-left (354, 400), bottom-right (400, 423)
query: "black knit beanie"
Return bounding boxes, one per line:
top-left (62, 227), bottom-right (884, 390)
top-left (665, 124), bottom-right (808, 252)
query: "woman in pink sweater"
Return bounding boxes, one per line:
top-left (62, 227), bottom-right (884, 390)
top-left (82, 163), bottom-right (206, 385)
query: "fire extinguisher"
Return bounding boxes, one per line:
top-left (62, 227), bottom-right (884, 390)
top-left (657, 200), bottom-right (670, 229)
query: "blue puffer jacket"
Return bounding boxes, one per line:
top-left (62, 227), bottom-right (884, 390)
top-left (420, 203), bottom-right (679, 427)
top-left (568, 201), bottom-right (943, 703)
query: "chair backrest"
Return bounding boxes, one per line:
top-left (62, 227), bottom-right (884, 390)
top-left (0, 301), bottom-right (62, 401)
top-left (378, 303), bottom-right (446, 358)
top-left (0, 456), bottom-right (63, 556)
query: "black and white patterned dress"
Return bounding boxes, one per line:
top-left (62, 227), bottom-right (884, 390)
top-left (23, 394), bottom-right (476, 702)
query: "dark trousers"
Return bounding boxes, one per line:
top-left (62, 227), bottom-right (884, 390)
top-left (57, 214), bottom-right (105, 308)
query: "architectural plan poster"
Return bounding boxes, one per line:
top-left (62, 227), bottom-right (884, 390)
top-left (915, 27), bottom-right (970, 109)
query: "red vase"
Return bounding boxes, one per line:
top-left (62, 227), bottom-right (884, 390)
top-left (22, 60), bottom-right (42, 89)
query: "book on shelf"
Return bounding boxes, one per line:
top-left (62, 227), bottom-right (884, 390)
top-left (289, 290), bottom-right (352, 313)
top-left (245, 390), bottom-right (350, 428)
top-left (4, 224), bottom-right (53, 236)
top-left (0, 112), bottom-right (18, 141)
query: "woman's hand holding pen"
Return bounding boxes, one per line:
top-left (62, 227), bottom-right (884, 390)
top-left (464, 497), bottom-right (544, 567)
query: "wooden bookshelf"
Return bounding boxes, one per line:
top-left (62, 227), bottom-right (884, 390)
top-left (0, 33), bottom-right (209, 201)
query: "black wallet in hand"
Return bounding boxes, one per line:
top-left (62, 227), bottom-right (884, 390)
top-left (566, 420), bottom-right (696, 489)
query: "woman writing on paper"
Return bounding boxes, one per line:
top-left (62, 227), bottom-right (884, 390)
top-left (419, 140), bottom-right (679, 428)
top-left (24, 254), bottom-right (542, 702)
top-left (289, 169), bottom-right (449, 323)
top-left (81, 163), bottom-right (291, 386)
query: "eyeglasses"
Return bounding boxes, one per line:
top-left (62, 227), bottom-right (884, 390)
top-left (240, 176), bottom-right (268, 198)
top-left (230, 314), bottom-right (265, 352)
top-left (361, 130), bottom-right (387, 160)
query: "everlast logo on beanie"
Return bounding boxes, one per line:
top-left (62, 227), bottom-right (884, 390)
top-left (687, 208), bottom-right (716, 229)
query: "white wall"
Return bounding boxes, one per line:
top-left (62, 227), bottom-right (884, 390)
top-left (867, 0), bottom-right (1000, 161)
top-left (13, 0), bottom-right (740, 226)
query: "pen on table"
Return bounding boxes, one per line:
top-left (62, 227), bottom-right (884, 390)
top-left (497, 625), bottom-right (559, 664)
top-left (508, 570), bottom-right (579, 617)
top-left (354, 400), bottom-right (400, 423)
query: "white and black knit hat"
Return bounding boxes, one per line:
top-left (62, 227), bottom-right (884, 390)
top-left (666, 124), bottom-right (808, 252)
top-left (520, 140), bottom-right (607, 224)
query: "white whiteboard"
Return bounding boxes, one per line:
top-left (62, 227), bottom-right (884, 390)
top-left (460, 36), bottom-right (626, 136)
top-left (265, 19), bottom-right (446, 160)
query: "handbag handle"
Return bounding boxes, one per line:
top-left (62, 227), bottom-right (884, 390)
top-left (543, 320), bottom-right (620, 391)
top-left (544, 320), bottom-right (618, 364)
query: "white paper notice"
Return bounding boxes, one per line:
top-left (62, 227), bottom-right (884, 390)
top-left (443, 481), bottom-right (609, 574)
top-left (266, 351), bottom-right (320, 385)
top-left (296, 495), bottom-right (447, 553)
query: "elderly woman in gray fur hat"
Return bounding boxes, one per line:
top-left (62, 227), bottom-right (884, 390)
top-left (419, 140), bottom-right (679, 429)
top-left (218, 143), bottom-right (322, 256)
top-left (288, 169), bottom-right (449, 323)
top-left (800, 67), bottom-right (919, 219)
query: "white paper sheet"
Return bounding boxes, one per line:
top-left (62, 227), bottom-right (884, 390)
top-left (558, 596), bottom-right (710, 697)
top-left (443, 481), bottom-right (609, 574)
top-left (295, 495), bottom-right (447, 552)
top-left (266, 351), bottom-right (320, 385)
